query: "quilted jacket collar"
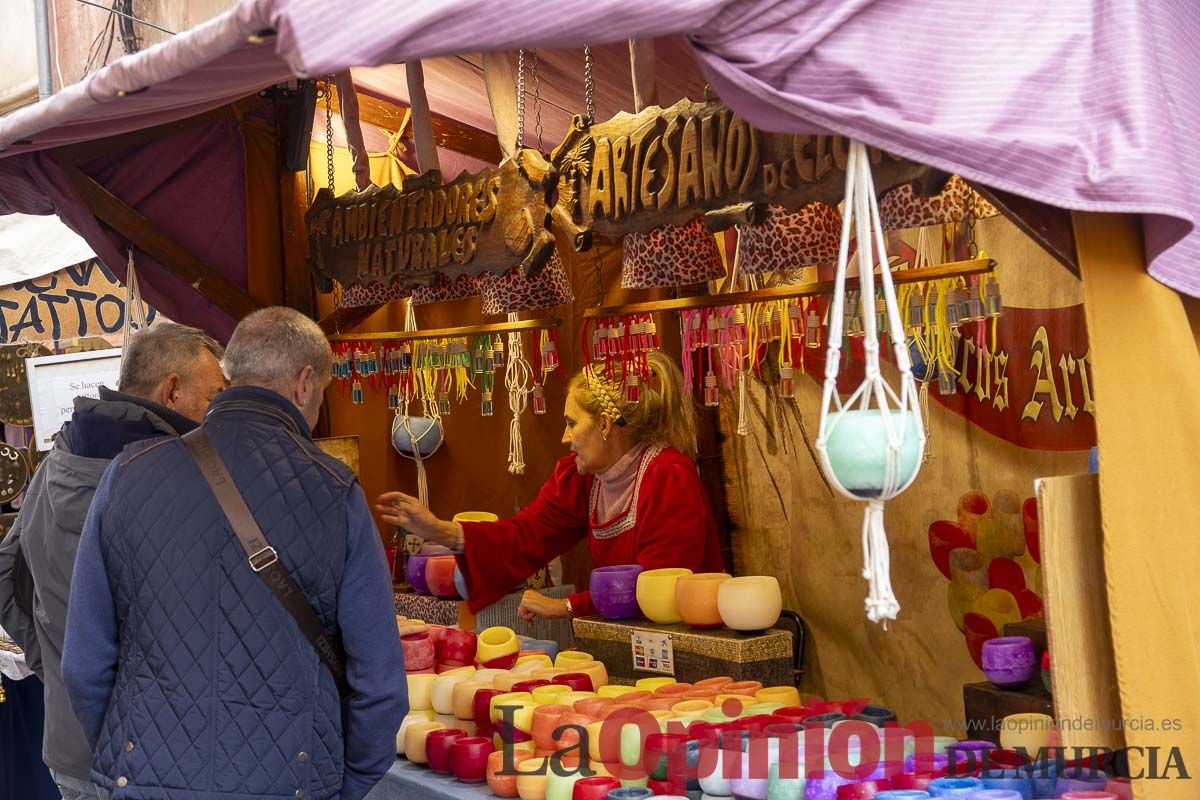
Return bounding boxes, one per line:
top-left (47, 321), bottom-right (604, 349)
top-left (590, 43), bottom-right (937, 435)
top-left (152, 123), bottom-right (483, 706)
top-left (205, 386), bottom-right (312, 439)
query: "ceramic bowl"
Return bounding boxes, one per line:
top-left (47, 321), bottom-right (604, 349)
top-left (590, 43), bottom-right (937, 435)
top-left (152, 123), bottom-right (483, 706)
top-left (425, 555), bottom-right (460, 599)
top-left (451, 680), bottom-right (488, 720)
top-left (852, 704), bottom-right (897, 727)
top-left (407, 553), bottom-right (434, 595)
top-left (981, 636), bottom-right (1037, 689)
top-left (532, 685), bottom-right (573, 705)
top-left (517, 654), bottom-right (555, 672)
top-left (573, 660), bottom-right (610, 690)
top-left (591, 565), bottom-right (647, 619)
top-left (425, 727), bottom-right (467, 773)
top-left (404, 720), bottom-right (446, 764)
top-left (926, 776), bottom-right (984, 796)
top-left (634, 677), bottom-right (676, 692)
top-left (436, 627), bottom-right (477, 665)
top-left (516, 757), bottom-right (550, 800)
top-left (822, 409), bottom-right (921, 497)
top-left (450, 735), bottom-right (494, 783)
top-left (407, 673), bottom-right (437, 711)
top-left (473, 687), bottom-right (506, 734)
top-left (718, 577), bottom-right (783, 632)
top-left (531, 703), bottom-right (571, 750)
top-left (555, 651), bottom-right (595, 670)
top-left (431, 672), bottom-right (472, 715)
top-left (674, 572), bottom-right (732, 629)
top-left (478, 626), bottom-right (520, 665)
top-left (756, 686), bottom-right (802, 708)
top-left (395, 710), bottom-right (435, 755)
top-left (402, 632), bottom-right (436, 672)
top-left (636, 568), bottom-right (694, 624)
top-left (532, 668), bottom-right (569, 681)
top-left (695, 676), bottom-right (733, 692)
top-left (572, 776), bottom-right (620, 800)
top-left (1055, 768), bottom-right (1110, 795)
top-left (553, 673), bottom-right (594, 692)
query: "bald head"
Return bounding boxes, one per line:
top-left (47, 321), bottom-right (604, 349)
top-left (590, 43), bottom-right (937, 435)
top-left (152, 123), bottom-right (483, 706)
top-left (223, 307), bottom-right (333, 429)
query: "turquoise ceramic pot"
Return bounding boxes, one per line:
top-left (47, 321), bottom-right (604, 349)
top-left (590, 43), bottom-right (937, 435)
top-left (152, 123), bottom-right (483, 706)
top-left (823, 410), bottom-right (921, 497)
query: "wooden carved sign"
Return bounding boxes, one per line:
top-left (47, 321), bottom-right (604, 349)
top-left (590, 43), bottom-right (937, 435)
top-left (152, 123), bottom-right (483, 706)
top-left (305, 150), bottom-right (558, 296)
top-left (550, 92), bottom-right (934, 246)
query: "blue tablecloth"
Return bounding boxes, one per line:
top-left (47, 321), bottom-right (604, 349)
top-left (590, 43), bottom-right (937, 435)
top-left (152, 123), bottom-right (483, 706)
top-left (366, 758), bottom-right (497, 800)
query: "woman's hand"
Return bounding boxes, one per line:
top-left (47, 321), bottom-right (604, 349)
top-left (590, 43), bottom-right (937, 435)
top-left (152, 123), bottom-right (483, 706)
top-left (517, 590), bottom-right (571, 625)
top-left (375, 491), bottom-right (459, 549)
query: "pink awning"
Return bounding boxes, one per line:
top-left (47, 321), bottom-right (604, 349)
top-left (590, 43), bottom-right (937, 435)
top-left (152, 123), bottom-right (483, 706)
top-left (1, 0), bottom-right (1197, 301)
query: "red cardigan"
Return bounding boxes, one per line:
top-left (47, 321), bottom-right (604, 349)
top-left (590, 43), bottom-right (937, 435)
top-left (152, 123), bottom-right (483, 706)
top-left (457, 446), bottom-right (724, 616)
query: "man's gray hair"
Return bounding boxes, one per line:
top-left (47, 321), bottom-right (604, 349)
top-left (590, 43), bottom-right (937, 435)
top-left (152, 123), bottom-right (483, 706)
top-left (223, 307), bottom-right (331, 391)
top-left (118, 322), bottom-right (224, 397)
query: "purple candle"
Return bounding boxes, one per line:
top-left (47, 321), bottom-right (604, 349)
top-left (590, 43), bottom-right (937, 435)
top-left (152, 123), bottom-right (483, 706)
top-left (981, 637), bottom-right (1037, 689)
top-left (590, 564), bottom-right (645, 619)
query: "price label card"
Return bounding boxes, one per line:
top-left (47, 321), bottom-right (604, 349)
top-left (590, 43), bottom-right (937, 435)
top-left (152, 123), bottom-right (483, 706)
top-left (630, 629), bottom-right (674, 675)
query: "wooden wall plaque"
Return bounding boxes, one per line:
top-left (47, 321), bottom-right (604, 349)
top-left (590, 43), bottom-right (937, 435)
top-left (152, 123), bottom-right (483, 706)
top-left (549, 92), bottom-right (934, 247)
top-left (305, 150), bottom-right (558, 296)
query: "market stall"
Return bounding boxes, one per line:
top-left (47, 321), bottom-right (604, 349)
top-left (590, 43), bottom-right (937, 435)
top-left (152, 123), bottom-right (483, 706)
top-left (0, 3), bottom-right (1196, 800)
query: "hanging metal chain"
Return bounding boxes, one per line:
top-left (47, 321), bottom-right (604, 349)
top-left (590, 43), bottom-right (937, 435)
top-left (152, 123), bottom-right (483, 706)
top-left (583, 45), bottom-right (596, 124)
top-left (593, 243), bottom-right (604, 306)
top-left (516, 49), bottom-right (526, 150)
top-left (323, 75), bottom-right (336, 194)
top-left (964, 192), bottom-right (979, 259)
top-left (530, 50), bottom-right (543, 152)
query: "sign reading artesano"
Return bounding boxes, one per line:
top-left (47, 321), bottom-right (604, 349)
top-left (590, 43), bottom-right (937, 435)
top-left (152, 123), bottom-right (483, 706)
top-left (549, 93), bottom-right (933, 244)
top-left (305, 152), bottom-right (558, 297)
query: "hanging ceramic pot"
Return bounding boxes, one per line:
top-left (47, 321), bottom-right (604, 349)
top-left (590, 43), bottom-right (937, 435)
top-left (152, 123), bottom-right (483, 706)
top-left (480, 248), bottom-right (574, 314)
top-left (735, 202), bottom-right (842, 274)
top-left (621, 217), bottom-right (725, 289)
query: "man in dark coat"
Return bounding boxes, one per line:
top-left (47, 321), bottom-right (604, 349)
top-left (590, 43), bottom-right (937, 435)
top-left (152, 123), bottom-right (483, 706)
top-left (63, 307), bottom-right (407, 800)
top-left (0, 322), bottom-right (227, 800)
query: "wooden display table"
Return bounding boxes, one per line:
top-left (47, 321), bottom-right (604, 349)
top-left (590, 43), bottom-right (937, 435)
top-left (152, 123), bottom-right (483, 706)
top-left (571, 616), bottom-right (797, 687)
top-left (962, 618), bottom-right (1054, 744)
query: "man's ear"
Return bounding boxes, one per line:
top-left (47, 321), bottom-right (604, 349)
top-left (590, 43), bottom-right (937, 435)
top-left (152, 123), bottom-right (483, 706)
top-left (157, 373), bottom-right (181, 408)
top-left (295, 364), bottom-right (316, 406)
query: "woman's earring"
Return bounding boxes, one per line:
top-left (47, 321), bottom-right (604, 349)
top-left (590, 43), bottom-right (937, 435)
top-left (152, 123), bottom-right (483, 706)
top-left (601, 431), bottom-right (608, 442)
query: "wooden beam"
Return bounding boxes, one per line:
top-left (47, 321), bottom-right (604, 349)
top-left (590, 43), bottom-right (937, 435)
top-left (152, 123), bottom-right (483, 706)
top-left (318, 303), bottom-right (385, 336)
top-left (58, 160), bottom-right (262, 321)
top-left (321, 81), bottom-right (502, 165)
top-left (328, 317), bottom-right (560, 343)
top-left (972, 185), bottom-right (1079, 277)
top-left (584, 257), bottom-right (995, 318)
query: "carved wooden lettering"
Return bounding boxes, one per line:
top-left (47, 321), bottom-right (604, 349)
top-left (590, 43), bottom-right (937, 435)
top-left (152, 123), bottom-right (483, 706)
top-left (306, 152), bottom-right (557, 295)
top-left (550, 93), bottom-right (929, 248)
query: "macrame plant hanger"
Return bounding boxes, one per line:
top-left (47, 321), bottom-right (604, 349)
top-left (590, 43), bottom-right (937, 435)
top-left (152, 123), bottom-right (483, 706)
top-left (121, 247), bottom-right (150, 350)
top-left (481, 50), bottom-right (539, 475)
top-left (816, 141), bottom-right (926, 627)
top-left (394, 59), bottom-right (442, 514)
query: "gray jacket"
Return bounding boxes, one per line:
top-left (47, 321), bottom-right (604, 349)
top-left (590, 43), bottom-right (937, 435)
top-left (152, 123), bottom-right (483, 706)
top-left (0, 391), bottom-right (191, 779)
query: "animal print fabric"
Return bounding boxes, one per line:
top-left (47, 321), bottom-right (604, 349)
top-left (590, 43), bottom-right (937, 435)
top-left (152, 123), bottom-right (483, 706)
top-left (878, 174), bottom-right (998, 230)
top-left (736, 202), bottom-right (842, 274)
top-left (410, 273), bottom-right (481, 305)
top-left (620, 217), bottom-right (726, 289)
top-left (340, 280), bottom-right (409, 307)
top-left (480, 248), bottom-right (574, 315)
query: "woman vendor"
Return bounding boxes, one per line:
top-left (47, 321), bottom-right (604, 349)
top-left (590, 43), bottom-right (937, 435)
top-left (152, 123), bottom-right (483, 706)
top-left (377, 351), bottom-right (724, 622)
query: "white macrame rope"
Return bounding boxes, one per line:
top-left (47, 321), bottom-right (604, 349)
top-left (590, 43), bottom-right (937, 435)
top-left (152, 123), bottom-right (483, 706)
top-left (122, 248), bottom-right (150, 351)
top-left (399, 300), bottom-right (434, 509)
top-left (815, 142), bottom-right (926, 626)
top-left (505, 312), bottom-right (533, 475)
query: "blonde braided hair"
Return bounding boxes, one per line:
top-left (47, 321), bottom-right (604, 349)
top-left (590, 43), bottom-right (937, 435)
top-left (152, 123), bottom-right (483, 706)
top-left (569, 352), bottom-right (697, 458)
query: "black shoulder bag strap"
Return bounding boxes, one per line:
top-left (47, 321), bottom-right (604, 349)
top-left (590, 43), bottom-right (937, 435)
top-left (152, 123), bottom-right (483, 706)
top-left (182, 428), bottom-right (350, 697)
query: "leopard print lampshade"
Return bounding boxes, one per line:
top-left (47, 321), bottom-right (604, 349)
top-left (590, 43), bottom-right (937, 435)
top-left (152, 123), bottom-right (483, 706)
top-left (480, 248), bottom-right (574, 315)
top-left (878, 174), bottom-right (998, 230)
top-left (620, 217), bottom-right (726, 289)
top-left (410, 274), bottom-right (481, 305)
top-left (736, 202), bottom-right (842, 274)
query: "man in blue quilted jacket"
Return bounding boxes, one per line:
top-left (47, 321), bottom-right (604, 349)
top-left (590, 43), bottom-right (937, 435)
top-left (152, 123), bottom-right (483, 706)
top-left (62, 307), bottom-right (407, 800)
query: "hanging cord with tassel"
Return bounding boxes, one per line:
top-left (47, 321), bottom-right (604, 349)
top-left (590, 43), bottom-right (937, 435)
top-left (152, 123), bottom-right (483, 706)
top-left (399, 300), bottom-right (435, 509)
top-left (505, 312), bottom-right (533, 474)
